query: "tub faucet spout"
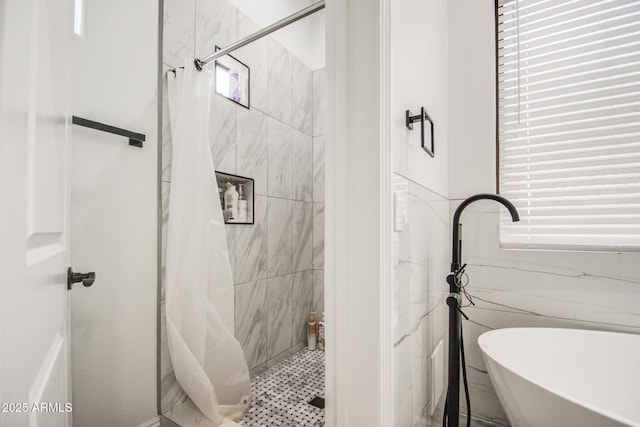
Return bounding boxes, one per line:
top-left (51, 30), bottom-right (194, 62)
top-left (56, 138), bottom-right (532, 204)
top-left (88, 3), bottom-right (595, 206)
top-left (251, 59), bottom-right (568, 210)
top-left (451, 193), bottom-right (519, 274)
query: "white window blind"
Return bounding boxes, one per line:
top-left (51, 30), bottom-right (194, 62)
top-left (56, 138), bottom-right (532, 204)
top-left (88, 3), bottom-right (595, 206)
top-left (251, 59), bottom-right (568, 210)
top-left (497, 0), bottom-right (640, 252)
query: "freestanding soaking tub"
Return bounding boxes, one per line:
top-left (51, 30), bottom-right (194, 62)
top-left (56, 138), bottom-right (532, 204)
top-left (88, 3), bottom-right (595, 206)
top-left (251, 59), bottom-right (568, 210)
top-left (478, 328), bottom-right (640, 427)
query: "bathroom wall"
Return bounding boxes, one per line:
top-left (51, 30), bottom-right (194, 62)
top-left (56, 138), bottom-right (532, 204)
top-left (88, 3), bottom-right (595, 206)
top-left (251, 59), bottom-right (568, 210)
top-left (226, 0), bottom-right (325, 71)
top-left (390, 0), bottom-right (451, 425)
top-left (160, 0), bottom-right (325, 420)
top-left (392, 175), bottom-right (450, 427)
top-left (69, 0), bottom-right (159, 426)
top-left (448, 1), bottom-right (640, 424)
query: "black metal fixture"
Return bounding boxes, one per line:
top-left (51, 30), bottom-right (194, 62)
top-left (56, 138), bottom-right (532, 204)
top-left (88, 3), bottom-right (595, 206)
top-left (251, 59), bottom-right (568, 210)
top-left (213, 46), bottom-right (251, 109)
top-left (67, 267), bottom-right (96, 290)
top-left (444, 194), bottom-right (519, 427)
top-left (72, 116), bottom-right (146, 148)
top-left (405, 107), bottom-right (434, 157)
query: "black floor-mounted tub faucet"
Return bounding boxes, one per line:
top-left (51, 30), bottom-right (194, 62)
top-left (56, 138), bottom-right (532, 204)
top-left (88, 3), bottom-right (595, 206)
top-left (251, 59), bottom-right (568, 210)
top-left (444, 193), bottom-right (519, 427)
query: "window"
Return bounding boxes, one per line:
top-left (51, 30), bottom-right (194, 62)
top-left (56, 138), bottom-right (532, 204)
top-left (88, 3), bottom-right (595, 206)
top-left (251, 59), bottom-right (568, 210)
top-left (497, 0), bottom-right (640, 252)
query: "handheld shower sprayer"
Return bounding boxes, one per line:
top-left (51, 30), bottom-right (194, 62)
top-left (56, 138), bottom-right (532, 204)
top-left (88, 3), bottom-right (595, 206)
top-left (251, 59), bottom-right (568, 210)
top-left (444, 193), bottom-right (519, 427)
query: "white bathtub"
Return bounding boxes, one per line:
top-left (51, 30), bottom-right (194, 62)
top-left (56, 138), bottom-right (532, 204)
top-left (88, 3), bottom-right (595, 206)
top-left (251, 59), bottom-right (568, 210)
top-left (478, 328), bottom-right (640, 427)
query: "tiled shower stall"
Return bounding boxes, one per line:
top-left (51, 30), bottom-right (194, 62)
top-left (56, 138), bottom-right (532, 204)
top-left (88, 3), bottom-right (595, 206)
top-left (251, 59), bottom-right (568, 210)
top-left (160, 0), bottom-right (326, 420)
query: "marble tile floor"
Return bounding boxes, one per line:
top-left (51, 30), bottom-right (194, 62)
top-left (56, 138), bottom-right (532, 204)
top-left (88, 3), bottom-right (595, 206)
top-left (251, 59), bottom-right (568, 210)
top-left (240, 348), bottom-right (325, 427)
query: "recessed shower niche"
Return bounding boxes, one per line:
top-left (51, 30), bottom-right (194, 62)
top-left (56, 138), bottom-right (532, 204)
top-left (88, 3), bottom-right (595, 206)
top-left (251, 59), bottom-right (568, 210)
top-left (215, 171), bottom-right (254, 224)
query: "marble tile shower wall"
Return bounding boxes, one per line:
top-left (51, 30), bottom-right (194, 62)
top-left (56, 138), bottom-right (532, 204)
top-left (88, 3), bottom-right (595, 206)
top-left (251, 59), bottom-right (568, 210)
top-left (161, 0), bottom-right (326, 416)
top-left (393, 174), bottom-right (450, 427)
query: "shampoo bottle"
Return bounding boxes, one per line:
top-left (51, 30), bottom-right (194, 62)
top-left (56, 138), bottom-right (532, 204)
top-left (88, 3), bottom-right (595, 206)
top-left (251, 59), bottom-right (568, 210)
top-left (237, 184), bottom-right (248, 222)
top-left (224, 182), bottom-right (239, 220)
top-left (307, 311), bottom-right (317, 350)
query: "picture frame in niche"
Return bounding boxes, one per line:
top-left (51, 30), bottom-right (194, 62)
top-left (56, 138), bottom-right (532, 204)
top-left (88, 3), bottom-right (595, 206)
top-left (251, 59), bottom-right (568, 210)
top-left (215, 171), bottom-right (254, 224)
top-left (214, 46), bottom-right (250, 109)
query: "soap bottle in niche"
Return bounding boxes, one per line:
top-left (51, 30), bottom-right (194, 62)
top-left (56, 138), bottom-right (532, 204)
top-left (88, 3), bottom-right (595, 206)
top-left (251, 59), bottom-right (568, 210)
top-left (307, 311), bottom-right (317, 350)
top-left (237, 184), bottom-right (248, 222)
top-left (224, 182), bottom-right (238, 221)
top-left (317, 312), bottom-right (325, 351)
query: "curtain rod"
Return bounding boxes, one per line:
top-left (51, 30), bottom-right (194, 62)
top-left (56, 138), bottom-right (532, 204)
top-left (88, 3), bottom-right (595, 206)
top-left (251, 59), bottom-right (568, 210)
top-left (194, 0), bottom-right (325, 70)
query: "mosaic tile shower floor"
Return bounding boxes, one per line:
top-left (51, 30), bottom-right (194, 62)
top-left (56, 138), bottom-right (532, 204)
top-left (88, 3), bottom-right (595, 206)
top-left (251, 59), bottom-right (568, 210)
top-left (240, 349), bottom-right (325, 427)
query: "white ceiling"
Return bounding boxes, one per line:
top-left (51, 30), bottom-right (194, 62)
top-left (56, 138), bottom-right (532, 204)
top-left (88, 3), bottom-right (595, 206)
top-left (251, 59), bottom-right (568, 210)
top-left (228, 0), bottom-right (325, 70)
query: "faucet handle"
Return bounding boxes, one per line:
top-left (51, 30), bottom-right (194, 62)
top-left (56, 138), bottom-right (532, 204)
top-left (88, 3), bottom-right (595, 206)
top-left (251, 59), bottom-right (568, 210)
top-left (446, 263), bottom-right (469, 292)
top-left (457, 263), bottom-right (467, 276)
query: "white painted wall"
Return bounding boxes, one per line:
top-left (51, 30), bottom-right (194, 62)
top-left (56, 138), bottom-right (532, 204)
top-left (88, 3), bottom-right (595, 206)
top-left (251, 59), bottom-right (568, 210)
top-left (325, 0), bottom-right (396, 425)
top-left (448, 1), bottom-right (640, 424)
top-left (448, 0), bottom-right (496, 199)
top-left (391, 0), bottom-right (449, 198)
top-left (70, 0), bottom-right (158, 425)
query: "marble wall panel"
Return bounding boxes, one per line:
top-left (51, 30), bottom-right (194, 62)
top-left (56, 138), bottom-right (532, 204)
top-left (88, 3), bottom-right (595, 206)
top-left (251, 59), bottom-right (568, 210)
top-left (235, 195), bottom-right (268, 284)
top-left (292, 56), bottom-right (313, 135)
top-left (310, 66), bottom-right (325, 344)
top-left (267, 117), bottom-right (293, 199)
top-left (267, 274), bottom-right (293, 359)
top-left (267, 39), bottom-right (293, 125)
top-left (267, 197), bottom-right (293, 277)
top-left (210, 93), bottom-right (236, 174)
top-left (235, 280), bottom-right (267, 370)
top-left (226, 225), bottom-right (236, 280)
top-left (312, 269), bottom-right (325, 318)
top-left (312, 69), bottom-right (326, 137)
top-left (292, 270), bottom-right (314, 348)
top-left (292, 201), bottom-right (313, 272)
top-left (234, 11), bottom-right (267, 114)
top-left (195, 0), bottom-right (236, 59)
top-left (293, 129), bottom-right (313, 202)
top-left (312, 203), bottom-right (324, 269)
top-left (393, 173), bottom-right (450, 427)
top-left (163, 0), bottom-right (195, 68)
top-left (236, 107), bottom-right (268, 196)
top-left (312, 136), bottom-right (324, 203)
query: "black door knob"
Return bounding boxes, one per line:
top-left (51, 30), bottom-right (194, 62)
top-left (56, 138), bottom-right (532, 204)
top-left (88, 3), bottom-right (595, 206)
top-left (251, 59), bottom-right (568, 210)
top-left (67, 267), bottom-right (96, 290)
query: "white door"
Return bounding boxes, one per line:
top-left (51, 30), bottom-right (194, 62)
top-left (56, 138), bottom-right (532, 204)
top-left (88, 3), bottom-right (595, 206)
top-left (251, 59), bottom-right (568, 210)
top-left (0, 0), bottom-right (75, 426)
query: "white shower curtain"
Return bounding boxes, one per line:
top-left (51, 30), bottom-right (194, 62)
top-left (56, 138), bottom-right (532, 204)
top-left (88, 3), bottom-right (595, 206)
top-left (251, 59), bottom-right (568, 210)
top-left (166, 62), bottom-right (251, 425)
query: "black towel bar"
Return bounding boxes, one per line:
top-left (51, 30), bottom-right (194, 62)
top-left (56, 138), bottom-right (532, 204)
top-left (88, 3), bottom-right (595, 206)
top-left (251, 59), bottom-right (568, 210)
top-left (72, 116), bottom-right (146, 148)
